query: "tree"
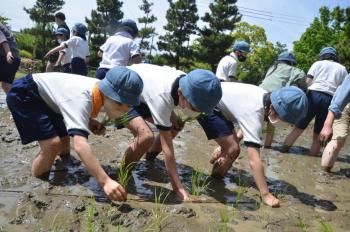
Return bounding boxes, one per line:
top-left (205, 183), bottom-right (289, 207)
top-left (138, 0), bottom-right (157, 60)
top-left (85, 0), bottom-right (124, 67)
top-left (0, 15), bottom-right (10, 27)
top-left (193, 0), bottom-right (241, 72)
top-left (157, 0), bottom-right (199, 69)
top-left (293, 6), bottom-right (350, 72)
top-left (24, 0), bottom-right (65, 59)
top-left (233, 22), bottom-right (287, 85)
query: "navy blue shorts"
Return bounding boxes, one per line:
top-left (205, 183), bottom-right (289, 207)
top-left (0, 56), bottom-right (20, 84)
top-left (95, 68), bottom-right (109, 80)
top-left (197, 109), bottom-right (234, 140)
top-left (6, 74), bottom-right (68, 144)
top-left (296, 90), bottom-right (332, 134)
top-left (71, 57), bottom-right (87, 76)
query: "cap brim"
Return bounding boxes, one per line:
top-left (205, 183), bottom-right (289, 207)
top-left (98, 80), bottom-right (140, 106)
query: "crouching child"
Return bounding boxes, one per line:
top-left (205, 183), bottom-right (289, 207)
top-left (6, 67), bottom-right (143, 202)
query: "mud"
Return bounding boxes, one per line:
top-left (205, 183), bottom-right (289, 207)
top-left (0, 103), bottom-right (350, 231)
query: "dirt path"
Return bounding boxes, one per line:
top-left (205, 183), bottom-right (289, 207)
top-left (0, 107), bottom-right (349, 231)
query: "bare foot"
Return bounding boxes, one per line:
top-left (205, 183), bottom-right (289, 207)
top-left (211, 156), bottom-right (234, 178)
top-left (261, 193), bottom-right (280, 207)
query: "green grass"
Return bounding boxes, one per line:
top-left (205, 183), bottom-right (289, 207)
top-left (190, 168), bottom-right (211, 196)
top-left (116, 159), bottom-right (133, 188)
top-left (145, 188), bottom-right (170, 232)
top-left (295, 218), bottom-right (309, 232)
top-left (49, 213), bottom-right (66, 232)
top-left (318, 219), bottom-right (335, 232)
top-left (85, 198), bottom-right (95, 232)
top-left (219, 204), bottom-right (231, 232)
top-left (15, 71), bottom-right (27, 79)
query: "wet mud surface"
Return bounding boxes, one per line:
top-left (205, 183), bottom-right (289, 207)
top-left (0, 106), bottom-right (350, 231)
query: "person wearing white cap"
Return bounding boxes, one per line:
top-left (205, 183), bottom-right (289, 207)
top-left (282, 47), bottom-right (348, 156)
top-left (6, 67), bottom-right (143, 202)
top-left (216, 40), bottom-right (251, 82)
top-left (197, 84), bottom-right (308, 207)
top-left (116, 64), bottom-right (222, 201)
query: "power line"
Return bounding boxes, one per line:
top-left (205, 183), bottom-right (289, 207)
top-left (239, 9), bottom-right (308, 23)
top-left (242, 14), bottom-right (308, 27)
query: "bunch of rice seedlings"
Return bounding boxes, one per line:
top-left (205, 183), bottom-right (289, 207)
top-left (116, 159), bottom-right (132, 188)
top-left (190, 168), bottom-right (211, 196)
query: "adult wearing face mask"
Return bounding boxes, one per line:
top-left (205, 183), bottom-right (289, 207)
top-left (216, 40), bottom-right (251, 82)
top-left (197, 84), bottom-right (308, 207)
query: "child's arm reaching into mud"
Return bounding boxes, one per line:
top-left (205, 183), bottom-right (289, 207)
top-left (73, 135), bottom-right (127, 201)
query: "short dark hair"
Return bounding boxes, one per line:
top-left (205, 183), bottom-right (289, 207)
top-left (55, 12), bottom-right (66, 21)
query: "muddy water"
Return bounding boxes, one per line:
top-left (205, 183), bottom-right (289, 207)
top-left (0, 107), bottom-right (350, 232)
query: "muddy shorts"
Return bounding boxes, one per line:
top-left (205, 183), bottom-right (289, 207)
top-left (71, 57), bottom-right (87, 76)
top-left (95, 68), bottom-right (109, 80)
top-left (296, 90), bottom-right (332, 134)
top-left (332, 103), bottom-right (350, 140)
top-left (115, 102), bottom-right (152, 129)
top-left (197, 109), bottom-right (234, 140)
top-left (6, 74), bottom-right (68, 144)
top-left (0, 56), bottom-right (20, 84)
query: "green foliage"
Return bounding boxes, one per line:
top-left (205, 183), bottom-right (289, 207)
top-left (219, 204), bottom-right (232, 232)
top-left (19, 50), bottom-right (33, 59)
top-left (15, 32), bottom-right (35, 55)
top-left (318, 219), bottom-right (335, 232)
top-left (138, 0), bottom-right (157, 59)
top-left (158, 0), bottom-right (199, 69)
top-left (233, 22), bottom-right (287, 85)
top-left (0, 15), bottom-right (10, 26)
top-left (85, 198), bottom-right (95, 232)
top-left (116, 159), bottom-right (132, 188)
top-left (145, 188), bottom-right (170, 231)
top-left (23, 0), bottom-right (64, 60)
top-left (295, 218), bottom-right (309, 232)
top-left (293, 6), bottom-right (350, 72)
top-left (86, 0), bottom-right (124, 67)
top-left (190, 168), bottom-right (211, 196)
top-left (194, 0), bottom-right (241, 72)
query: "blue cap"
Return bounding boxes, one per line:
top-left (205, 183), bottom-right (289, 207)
top-left (277, 51), bottom-right (296, 64)
top-left (271, 86), bottom-right (308, 124)
top-left (232, 41), bottom-right (251, 53)
top-left (319, 47), bottom-right (337, 57)
top-left (118, 19), bottom-right (138, 38)
top-left (55, 28), bottom-right (69, 37)
top-left (179, 69), bottom-right (222, 114)
top-left (72, 23), bottom-right (87, 35)
top-left (98, 67), bottom-right (143, 106)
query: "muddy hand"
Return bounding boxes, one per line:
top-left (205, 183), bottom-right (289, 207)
top-left (261, 193), bottom-right (280, 208)
top-left (103, 179), bottom-right (127, 202)
top-left (319, 125), bottom-right (333, 147)
top-left (177, 188), bottom-right (190, 201)
top-left (89, 119), bottom-right (106, 135)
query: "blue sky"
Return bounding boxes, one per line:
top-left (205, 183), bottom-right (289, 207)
top-left (2, 0), bottom-right (349, 49)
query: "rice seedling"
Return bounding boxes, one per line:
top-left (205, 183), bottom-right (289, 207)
top-left (116, 159), bottom-right (133, 188)
top-left (145, 188), bottom-right (170, 232)
top-left (85, 198), bottom-right (96, 232)
top-left (190, 168), bottom-right (211, 196)
top-left (219, 204), bottom-right (231, 232)
top-left (295, 217), bottom-right (309, 232)
top-left (100, 113), bottom-right (132, 128)
top-left (49, 213), bottom-right (66, 232)
top-left (318, 219), bottom-right (335, 232)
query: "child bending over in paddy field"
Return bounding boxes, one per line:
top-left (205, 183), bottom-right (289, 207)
top-left (6, 67), bottom-right (143, 202)
top-left (197, 83), bottom-right (308, 207)
top-left (116, 64), bottom-right (222, 201)
top-left (45, 23), bottom-right (90, 76)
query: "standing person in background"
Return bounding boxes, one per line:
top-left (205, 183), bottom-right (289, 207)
top-left (259, 51), bottom-right (307, 148)
top-left (95, 19), bottom-right (141, 80)
top-left (46, 12), bottom-right (70, 72)
top-left (216, 40), bottom-right (250, 82)
top-left (282, 47), bottom-right (348, 156)
top-left (0, 23), bottom-right (20, 94)
top-left (53, 28), bottom-right (72, 73)
top-left (45, 23), bottom-right (90, 76)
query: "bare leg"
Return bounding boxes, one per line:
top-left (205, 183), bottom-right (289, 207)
top-left (124, 116), bottom-right (154, 166)
top-left (264, 122), bottom-right (275, 148)
top-left (46, 61), bottom-right (54, 72)
top-left (211, 133), bottom-right (240, 178)
top-left (321, 139), bottom-right (346, 171)
top-left (145, 129), bottom-right (179, 161)
top-left (281, 127), bottom-right (304, 152)
top-left (32, 136), bottom-right (66, 177)
top-left (1, 82), bottom-right (11, 94)
top-left (247, 146), bottom-right (279, 207)
top-left (236, 129), bottom-right (243, 142)
top-left (310, 132), bottom-right (321, 156)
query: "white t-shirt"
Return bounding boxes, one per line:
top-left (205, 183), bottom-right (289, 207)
top-left (60, 47), bottom-right (72, 65)
top-left (127, 64), bottom-right (185, 128)
top-left (308, 60), bottom-right (348, 96)
top-left (64, 36), bottom-right (90, 60)
top-left (99, 32), bottom-right (140, 69)
top-left (216, 54), bottom-right (239, 82)
top-left (33, 73), bottom-right (98, 136)
top-left (218, 82), bottom-right (267, 146)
